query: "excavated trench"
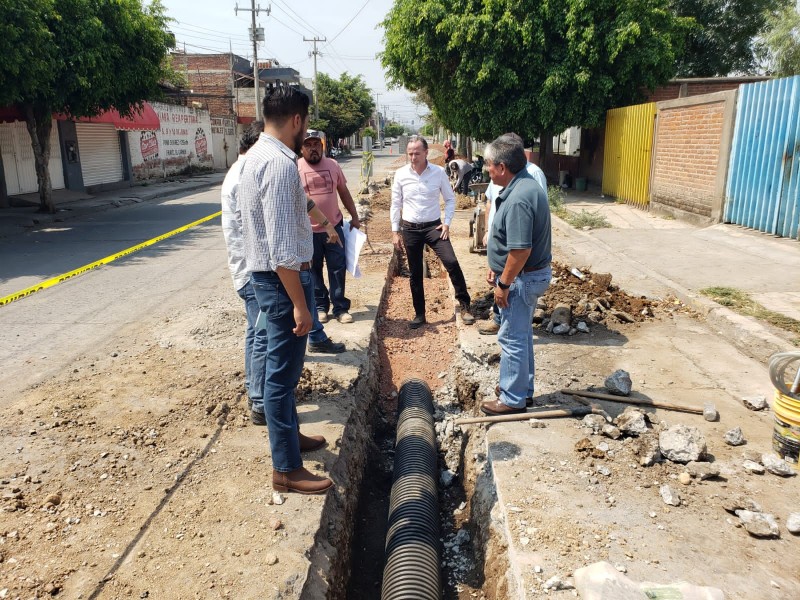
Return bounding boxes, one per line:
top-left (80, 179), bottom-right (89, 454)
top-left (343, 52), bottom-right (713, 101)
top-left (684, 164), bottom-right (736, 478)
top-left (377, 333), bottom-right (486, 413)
top-left (341, 252), bottom-right (510, 600)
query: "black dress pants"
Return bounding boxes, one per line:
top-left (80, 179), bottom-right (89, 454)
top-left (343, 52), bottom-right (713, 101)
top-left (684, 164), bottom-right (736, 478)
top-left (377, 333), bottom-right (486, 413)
top-left (402, 223), bottom-right (471, 318)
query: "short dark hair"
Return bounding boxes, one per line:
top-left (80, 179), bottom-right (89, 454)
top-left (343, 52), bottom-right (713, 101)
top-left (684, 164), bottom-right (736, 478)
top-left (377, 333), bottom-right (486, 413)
top-left (239, 120), bottom-right (263, 154)
top-left (261, 85), bottom-right (309, 125)
top-left (485, 136), bottom-right (526, 174)
top-left (407, 135), bottom-right (428, 150)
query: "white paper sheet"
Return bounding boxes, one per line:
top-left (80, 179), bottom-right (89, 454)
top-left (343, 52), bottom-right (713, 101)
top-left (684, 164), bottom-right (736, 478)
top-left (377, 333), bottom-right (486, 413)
top-left (344, 222), bottom-right (367, 278)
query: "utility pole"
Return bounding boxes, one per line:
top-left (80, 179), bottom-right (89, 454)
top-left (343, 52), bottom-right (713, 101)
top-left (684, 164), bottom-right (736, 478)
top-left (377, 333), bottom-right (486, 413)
top-left (304, 36), bottom-right (326, 120)
top-left (235, 2), bottom-right (270, 122)
top-left (374, 92), bottom-right (381, 140)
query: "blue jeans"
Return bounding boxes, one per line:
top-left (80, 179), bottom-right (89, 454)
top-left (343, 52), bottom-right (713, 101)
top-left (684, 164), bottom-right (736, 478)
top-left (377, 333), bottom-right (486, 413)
top-left (237, 282), bottom-right (266, 414)
top-left (250, 270), bottom-right (316, 472)
top-left (312, 221), bottom-right (351, 317)
top-left (497, 267), bottom-right (552, 408)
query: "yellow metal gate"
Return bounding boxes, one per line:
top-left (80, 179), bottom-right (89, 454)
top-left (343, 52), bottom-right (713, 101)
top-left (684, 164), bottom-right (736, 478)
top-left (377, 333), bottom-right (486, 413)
top-left (602, 103), bottom-right (657, 207)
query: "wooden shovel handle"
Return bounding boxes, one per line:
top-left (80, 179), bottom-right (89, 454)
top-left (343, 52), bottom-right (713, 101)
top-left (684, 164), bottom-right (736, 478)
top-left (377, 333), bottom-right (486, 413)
top-left (560, 389), bottom-right (704, 415)
top-left (456, 406), bottom-right (591, 425)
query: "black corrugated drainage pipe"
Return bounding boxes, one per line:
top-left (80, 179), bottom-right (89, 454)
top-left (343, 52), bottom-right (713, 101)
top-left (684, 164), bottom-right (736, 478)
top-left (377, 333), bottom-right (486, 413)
top-left (381, 378), bottom-right (441, 600)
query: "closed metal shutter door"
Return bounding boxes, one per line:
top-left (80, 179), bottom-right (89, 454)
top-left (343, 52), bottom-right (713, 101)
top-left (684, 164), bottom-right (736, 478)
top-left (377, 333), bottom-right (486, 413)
top-left (76, 123), bottom-right (122, 186)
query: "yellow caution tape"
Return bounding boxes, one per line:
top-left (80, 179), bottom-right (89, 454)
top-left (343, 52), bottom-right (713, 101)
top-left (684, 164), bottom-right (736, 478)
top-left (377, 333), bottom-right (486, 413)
top-left (0, 211), bottom-right (221, 308)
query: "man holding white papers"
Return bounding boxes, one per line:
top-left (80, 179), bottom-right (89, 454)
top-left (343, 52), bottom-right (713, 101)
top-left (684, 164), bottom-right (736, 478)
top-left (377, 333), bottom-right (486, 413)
top-left (298, 130), bottom-right (362, 325)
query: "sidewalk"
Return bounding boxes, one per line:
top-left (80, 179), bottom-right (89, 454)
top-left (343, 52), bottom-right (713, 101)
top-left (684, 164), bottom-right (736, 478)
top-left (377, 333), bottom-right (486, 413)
top-left (555, 188), bottom-right (800, 363)
top-left (0, 171), bottom-right (225, 240)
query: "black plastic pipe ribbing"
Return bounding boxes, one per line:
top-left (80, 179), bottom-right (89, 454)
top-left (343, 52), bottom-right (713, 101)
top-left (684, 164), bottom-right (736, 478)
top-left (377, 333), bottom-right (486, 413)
top-left (381, 379), bottom-right (441, 600)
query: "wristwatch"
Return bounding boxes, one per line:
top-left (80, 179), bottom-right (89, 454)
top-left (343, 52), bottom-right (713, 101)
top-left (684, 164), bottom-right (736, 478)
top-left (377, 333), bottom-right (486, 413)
top-left (497, 278), bottom-right (510, 290)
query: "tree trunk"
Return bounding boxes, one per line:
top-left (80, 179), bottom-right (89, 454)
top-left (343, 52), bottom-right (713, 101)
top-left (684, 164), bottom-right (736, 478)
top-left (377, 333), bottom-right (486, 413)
top-left (456, 134), bottom-right (467, 158)
top-left (23, 105), bottom-right (54, 214)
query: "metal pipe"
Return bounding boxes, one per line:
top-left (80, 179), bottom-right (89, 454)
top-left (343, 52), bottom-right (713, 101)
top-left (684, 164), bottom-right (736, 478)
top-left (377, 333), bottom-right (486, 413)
top-left (382, 379), bottom-right (441, 600)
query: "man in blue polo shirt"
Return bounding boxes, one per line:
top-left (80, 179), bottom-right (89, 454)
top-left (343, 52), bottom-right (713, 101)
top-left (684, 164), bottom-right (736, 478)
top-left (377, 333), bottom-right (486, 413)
top-left (481, 135), bottom-right (552, 415)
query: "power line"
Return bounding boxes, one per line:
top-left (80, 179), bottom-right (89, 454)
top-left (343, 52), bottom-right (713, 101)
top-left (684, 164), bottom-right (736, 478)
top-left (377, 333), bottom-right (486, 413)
top-left (172, 21), bottom-right (251, 41)
top-left (271, 0), bottom-right (325, 38)
top-left (322, 0), bottom-right (370, 48)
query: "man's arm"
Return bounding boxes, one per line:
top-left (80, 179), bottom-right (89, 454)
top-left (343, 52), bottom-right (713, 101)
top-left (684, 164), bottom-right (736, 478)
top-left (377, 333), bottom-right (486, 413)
top-left (437, 168), bottom-right (457, 240)
top-left (306, 198), bottom-right (341, 246)
top-left (337, 178), bottom-right (361, 230)
top-left (275, 267), bottom-right (312, 335)
top-left (494, 248), bottom-right (532, 308)
top-left (390, 173), bottom-right (404, 251)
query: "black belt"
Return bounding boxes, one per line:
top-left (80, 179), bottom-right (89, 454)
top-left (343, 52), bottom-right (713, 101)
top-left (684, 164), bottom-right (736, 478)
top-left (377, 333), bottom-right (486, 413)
top-left (299, 261), bottom-right (311, 271)
top-left (401, 219), bottom-right (441, 230)
top-left (522, 264), bottom-right (549, 273)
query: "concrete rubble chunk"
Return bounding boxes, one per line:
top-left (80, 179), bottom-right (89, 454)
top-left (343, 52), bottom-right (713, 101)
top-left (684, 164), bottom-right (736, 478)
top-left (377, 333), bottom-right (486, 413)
top-left (702, 403), bottom-right (718, 422)
top-left (660, 484), bottom-right (681, 506)
top-left (574, 561), bottom-right (725, 600)
top-left (635, 434), bottom-right (662, 467)
top-left (605, 369), bottom-right (633, 396)
top-left (532, 308), bottom-right (546, 324)
top-left (787, 513), bottom-right (800, 534)
top-left (602, 424), bottom-right (622, 439)
top-left (735, 510), bottom-right (780, 538)
top-left (553, 323), bottom-right (571, 335)
top-left (742, 395), bottom-right (768, 411)
top-left (611, 310), bottom-right (635, 324)
top-left (576, 321), bottom-right (590, 333)
top-left (551, 304), bottom-right (572, 327)
top-left (582, 414), bottom-right (607, 433)
top-left (724, 427), bottom-right (746, 446)
top-left (615, 407), bottom-right (649, 436)
top-left (659, 425), bottom-right (707, 464)
top-left (761, 453), bottom-right (796, 477)
top-left (722, 495), bottom-right (762, 514)
top-left (686, 461), bottom-right (720, 480)
top-left (743, 460), bottom-right (765, 474)
top-left (543, 576), bottom-right (574, 591)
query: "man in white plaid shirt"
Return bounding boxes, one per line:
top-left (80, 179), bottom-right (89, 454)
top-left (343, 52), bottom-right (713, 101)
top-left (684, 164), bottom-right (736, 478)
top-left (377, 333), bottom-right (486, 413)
top-left (238, 86), bottom-right (332, 495)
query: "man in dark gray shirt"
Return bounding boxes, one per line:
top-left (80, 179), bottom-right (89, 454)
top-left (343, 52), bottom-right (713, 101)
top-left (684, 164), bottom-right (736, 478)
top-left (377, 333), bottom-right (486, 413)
top-left (481, 135), bottom-right (552, 415)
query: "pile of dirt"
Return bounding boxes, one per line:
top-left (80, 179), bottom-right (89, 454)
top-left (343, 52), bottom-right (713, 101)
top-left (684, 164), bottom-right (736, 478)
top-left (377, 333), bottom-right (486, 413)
top-left (471, 262), bottom-right (687, 329)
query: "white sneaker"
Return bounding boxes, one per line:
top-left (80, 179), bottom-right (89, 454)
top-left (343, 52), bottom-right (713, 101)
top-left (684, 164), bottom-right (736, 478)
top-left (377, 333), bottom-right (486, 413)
top-left (336, 312), bottom-right (354, 324)
top-left (317, 311), bottom-right (329, 323)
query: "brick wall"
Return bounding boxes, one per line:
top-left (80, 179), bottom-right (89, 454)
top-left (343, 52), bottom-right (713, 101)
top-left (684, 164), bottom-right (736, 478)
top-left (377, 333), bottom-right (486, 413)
top-left (175, 54), bottom-right (235, 117)
top-left (651, 91), bottom-right (736, 221)
top-left (646, 77), bottom-right (768, 103)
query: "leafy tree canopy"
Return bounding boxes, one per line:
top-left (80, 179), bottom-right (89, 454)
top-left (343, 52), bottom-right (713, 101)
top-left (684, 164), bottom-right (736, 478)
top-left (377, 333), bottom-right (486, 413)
top-left (671, 0), bottom-right (792, 76)
top-left (759, 3), bottom-right (800, 76)
top-left (381, 0), bottom-right (691, 140)
top-left (384, 122), bottom-right (405, 138)
top-left (0, 0), bottom-right (175, 211)
top-left (314, 72), bottom-right (374, 144)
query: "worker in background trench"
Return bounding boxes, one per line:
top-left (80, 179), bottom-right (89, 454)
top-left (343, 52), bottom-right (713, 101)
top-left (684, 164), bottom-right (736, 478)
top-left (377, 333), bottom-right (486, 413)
top-left (480, 134), bottom-right (552, 416)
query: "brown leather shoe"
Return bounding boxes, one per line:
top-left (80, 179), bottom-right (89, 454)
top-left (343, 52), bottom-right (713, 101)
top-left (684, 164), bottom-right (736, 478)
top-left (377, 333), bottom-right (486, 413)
top-left (272, 467), bottom-right (333, 495)
top-left (494, 385), bottom-right (533, 408)
top-left (480, 400), bottom-right (526, 416)
top-left (299, 432), bottom-right (326, 453)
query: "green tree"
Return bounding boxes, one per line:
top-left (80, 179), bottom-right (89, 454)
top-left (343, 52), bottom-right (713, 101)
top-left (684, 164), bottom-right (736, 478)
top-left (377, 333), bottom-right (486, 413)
top-left (759, 4), bottom-right (800, 76)
top-left (384, 122), bottom-right (405, 138)
top-left (313, 72), bottom-right (374, 145)
top-left (419, 122), bottom-right (435, 136)
top-left (381, 0), bottom-right (690, 142)
top-left (671, 0), bottom-right (792, 76)
top-left (0, 0), bottom-right (175, 212)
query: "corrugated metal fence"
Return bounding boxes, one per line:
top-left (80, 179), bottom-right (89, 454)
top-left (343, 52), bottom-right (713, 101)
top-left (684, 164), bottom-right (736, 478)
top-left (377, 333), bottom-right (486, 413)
top-left (602, 103), bottom-right (657, 207)
top-left (725, 76), bottom-right (800, 239)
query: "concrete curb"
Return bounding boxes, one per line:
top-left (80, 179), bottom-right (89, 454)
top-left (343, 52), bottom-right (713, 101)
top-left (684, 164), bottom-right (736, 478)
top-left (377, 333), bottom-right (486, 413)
top-left (551, 215), bottom-right (792, 364)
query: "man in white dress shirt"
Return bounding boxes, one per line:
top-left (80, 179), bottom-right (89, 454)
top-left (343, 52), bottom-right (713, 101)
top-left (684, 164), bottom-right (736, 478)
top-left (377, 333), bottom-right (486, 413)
top-left (391, 136), bottom-right (474, 329)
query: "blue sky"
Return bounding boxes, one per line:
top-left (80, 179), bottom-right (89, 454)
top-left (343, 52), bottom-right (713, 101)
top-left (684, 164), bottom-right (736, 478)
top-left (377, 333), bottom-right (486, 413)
top-left (161, 0), bottom-right (427, 126)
